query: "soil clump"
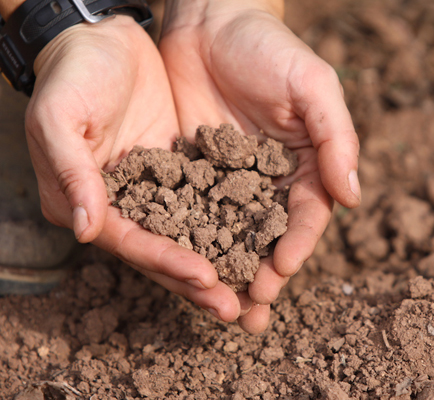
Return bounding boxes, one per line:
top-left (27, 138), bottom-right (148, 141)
top-left (103, 123), bottom-right (297, 292)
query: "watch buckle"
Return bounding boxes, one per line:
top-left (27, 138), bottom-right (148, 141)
top-left (70, 0), bottom-right (115, 24)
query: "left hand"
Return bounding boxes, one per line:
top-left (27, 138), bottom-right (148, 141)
top-left (159, 0), bottom-right (361, 333)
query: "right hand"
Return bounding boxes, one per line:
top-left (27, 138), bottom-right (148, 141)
top-left (25, 15), bottom-right (251, 322)
top-left (159, 0), bottom-right (361, 333)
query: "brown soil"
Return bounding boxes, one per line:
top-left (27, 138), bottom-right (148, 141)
top-left (104, 124), bottom-right (296, 292)
top-left (2, 0), bottom-right (434, 399)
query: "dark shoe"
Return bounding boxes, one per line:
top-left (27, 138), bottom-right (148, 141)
top-left (0, 78), bottom-right (78, 295)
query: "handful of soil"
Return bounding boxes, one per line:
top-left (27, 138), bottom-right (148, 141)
top-left (103, 124), bottom-right (298, 292)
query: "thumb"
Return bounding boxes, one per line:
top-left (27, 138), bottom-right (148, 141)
top-left (57, 142), bottom-right (108, 243)
top-left (26, 104), bottom-right (108, 243)
top-left (291, 61), bottom-right (361, 208)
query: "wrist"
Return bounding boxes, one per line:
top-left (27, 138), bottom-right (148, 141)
top-left (164, 0), bottom-right (284, 18)
top-left (34, 14), bottom-right (141, 75)
top-left (163, 0), bottom-right (284, 32)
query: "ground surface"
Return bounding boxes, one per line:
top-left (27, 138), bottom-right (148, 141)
top-left (2, 0), bottom-right (434, 399)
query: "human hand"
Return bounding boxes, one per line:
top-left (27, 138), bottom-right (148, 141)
top-left (160, 0), bottom-right (361, 333)
top-left (25, 15), bottom-right (251, 322)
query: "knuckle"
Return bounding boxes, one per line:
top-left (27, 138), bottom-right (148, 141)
top-left (105, 230), bottom-right (128, 262)
top-left (56, 167), bottom-right (83, 200)
top-left (315, 60), bottom-right (339, 80)
top-left (26, 96), bottom-right (69, 140)
top-left (26, 95), bottom-right (56, 128)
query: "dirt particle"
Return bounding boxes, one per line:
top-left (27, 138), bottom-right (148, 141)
top-left (417, 383), bottom-right (434, 400)
top-left (231, 377), bottom-right (269, 398)
top-left (259, 346), bottom-right (285, 364)
top-left (328, 337), bottom-right (346, 352)
top-left (223, 341), bottom-right (239, 352)
top-left (318, 380), bottom-right (350, 400)
top-left (409, 276), bottom-right (433, 298)
top-left (342, 282), bottom-right (354, 295)
top-left (177, 235), bottom-right (193, 250)
top-left (395, 377), bottom-right (413, 396)
top-left (132, 366), bottom-right (175, 399)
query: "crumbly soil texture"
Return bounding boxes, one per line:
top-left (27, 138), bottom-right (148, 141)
top-left (103, 123), bottom-right (296, 292)
top-left (2, 0), bottom-right (434, 399)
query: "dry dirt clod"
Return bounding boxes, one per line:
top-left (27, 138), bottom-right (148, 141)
top-left (254, 203), bottom-right (289, 251)
top-left (256, 138), bottom-right (298, 176)
top-left (105, 124), bottom-right (297, 292)
top-left (172, 136), bottom-right (202, 160)
top-left (214, 243), bottom-right (261, 292)
top-left (217, 226), bottom-right (234, 253)
top-left (196, 123), bottom-right (258, 169)
top-left (142, 148), bottom-right (184, 189)
top-left (208, 170), bottom-right (262, 206)
top-left (182, 159), bottom-right (217, 191)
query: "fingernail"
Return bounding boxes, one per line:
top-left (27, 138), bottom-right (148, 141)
top-left (348, 169), bottom-right (361, 201)
top-left (186, 279), bottom-right (207, 290)
top-left (207, 308), bottom-right (222, 320)
top-left (73, 205), bottom-right (89, 240)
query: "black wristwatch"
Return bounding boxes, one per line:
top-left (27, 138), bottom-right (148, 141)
top-left (0, 0), bottom-right (153, 96)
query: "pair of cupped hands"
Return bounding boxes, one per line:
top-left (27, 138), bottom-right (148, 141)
top-left (25, 0), bottom-right (360, 333)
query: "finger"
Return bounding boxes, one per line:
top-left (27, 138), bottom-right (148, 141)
top-left (290, 58), bottom-right (361, 208)
top-left (249, 256), bottom-right (289, 305)
top-left (141, 270), bottom-right (241, 322)
top-left (93, 207), bottom-right (219, 290)
top-left (274, 167), bottom-right (333, 277)
top-left (26, 97), bottom-right (108, 243)
top-left (237, 304), bottom-right (271, 334)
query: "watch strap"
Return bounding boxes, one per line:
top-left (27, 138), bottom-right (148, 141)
top-left (0, 0), bottom-right (153, 96)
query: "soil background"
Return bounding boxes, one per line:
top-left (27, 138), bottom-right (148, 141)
top-left (2, 0), bottom-right (434, 399)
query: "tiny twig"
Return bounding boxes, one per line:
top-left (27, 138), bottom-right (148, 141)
top-left (382, 329), bottom-right (391, 349)
top-left (36, 381), bottom-right (82, 396)
top-left (295, 356), bottom-right (312, 364)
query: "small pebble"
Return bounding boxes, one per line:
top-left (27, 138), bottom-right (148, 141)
top-left (342, 282), bottom-right (354, 295)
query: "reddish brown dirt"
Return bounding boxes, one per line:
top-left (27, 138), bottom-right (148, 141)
top-left (105, 124), bottom-right (295, 292)
top-left (2, 0), bottom-right (434, 399)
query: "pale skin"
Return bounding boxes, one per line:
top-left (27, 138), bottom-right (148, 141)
top-left (0, 0), bottom-right (360, 333)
